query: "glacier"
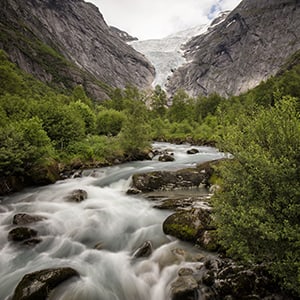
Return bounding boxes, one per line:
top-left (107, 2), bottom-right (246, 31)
top-left (129, 12), bottom-right (230, 90)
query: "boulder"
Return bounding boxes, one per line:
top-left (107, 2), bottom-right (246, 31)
top-left (163, 208), bottom-right (213, 243)
top-left (187, 149), bottom-right (199, 155)
top-left (133, 241), bottom-right (153, 258)
top-left (65, 189), bottom-right (88, 202)
top-left (13, 213), bottom-right (46, 226)
top-left (130, 168), bottom-right (208, 193)
top-left (8, 227), bottom-right (38, 242)
top-left (171, 268), bottom-right (199, 300)
top-left (158, 154), bottom-right (175, 162)
top-left (12, 267), bottom-right (79, 300)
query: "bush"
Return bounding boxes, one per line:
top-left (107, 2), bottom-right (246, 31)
top-left (212, 96), bottom-right (300, 296)
top-left (96, 109), bottom-right (125, 136)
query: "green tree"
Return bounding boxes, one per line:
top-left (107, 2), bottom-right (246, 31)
top-left (96, 109), bottom-right (125, 136)
top-left (69, 101), bottom-right (96, 134)
top-left (38, 103), bottom-right (85, 149)
top-left (71, 85), bottom-right (93, 107)
top-left (212, 96), bottom-right (300, 296)
top-left (0, 117), bottom-right (53, 176)
top-left (151, 85), bottom-right (167, 117)
top-left (168, 90), bottom-right (194, 122)
top-left (119, 99), bottom-right (150, 155)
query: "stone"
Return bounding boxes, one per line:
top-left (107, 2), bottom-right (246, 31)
top-left (8, 227), bottom-right (38, 242)
top-left (187, 148), bottom-right (199, 155)
top-left (13, 213), bottom-right (46, 226)
top-left (163, 208), bottom-right (213, 243)
top-left (130, 167), bottom-right (209, 193)
top-left (65, 189), bottom-right (88, 202)
top-left (133, 240), bottom-right (153, 258)
top-left (171, 274), bottom-right (199, 300)
top-left (12, 267), bottom-right (79, 300)
top-left (158, 154), bottom-right (175, 162)
top-left (126, 188), bottom-right (141, 195)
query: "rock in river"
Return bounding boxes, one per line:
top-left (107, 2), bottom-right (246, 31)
top-left (12, 267), bottom-right (79, 300)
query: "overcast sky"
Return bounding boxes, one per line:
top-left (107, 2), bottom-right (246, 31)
top-left (89, 0), bottom-right (242, 40)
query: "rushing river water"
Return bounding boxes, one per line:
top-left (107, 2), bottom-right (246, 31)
top-left (0, 143), bottom-right (225, 300)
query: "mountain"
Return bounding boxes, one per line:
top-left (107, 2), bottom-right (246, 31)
top-left (109, 26), bottom-right (138, 42)
top-left (166, 0), bottom-right (300, 97)
top-left (0, 0), bottom-right (155, 100)
top-left (130, 12), bottom-right (229, 90)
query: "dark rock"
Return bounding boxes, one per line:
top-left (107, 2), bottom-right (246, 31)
top-left (171, 272), bottom-right (199, 300)
top-left (13, 213), bottom-right (46, 226)
top-left (133, 241), bottom-right (153, 258)
top-left (163, 208), bottom-right (212, 243)
top-left (8, 227), bottom-right (38, 242)
top-left (65, 189), bottom-right (88, 202)
top-left (187, 149), bottom-right (199, 155)
top-left (158, 154), bottom-right (175, 162)
top-left (12, 267), bottom-right (79, 300)
top-left (94, 242), bottom-right (104, 250)
top-left (126, 188), bottom-right (142, 195)
top-left (130, 167), bottom-right (209, 193)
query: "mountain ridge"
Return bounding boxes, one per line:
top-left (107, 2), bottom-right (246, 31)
top-left (0, 0), bottom-right (155, 100)
top-left (166, 0), bottom-right (300, 97)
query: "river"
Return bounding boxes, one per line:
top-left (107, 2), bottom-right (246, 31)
top-left (0, 143), bottom-right (225, 300)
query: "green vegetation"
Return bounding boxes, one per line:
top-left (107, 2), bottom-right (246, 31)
top-left (1, 45), bottom-right (300, 296)
top-left (0, 50), bottom-right (150, 181)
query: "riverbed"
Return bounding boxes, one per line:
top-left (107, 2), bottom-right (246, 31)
top-left (0, 143), bottom-right (225, 300)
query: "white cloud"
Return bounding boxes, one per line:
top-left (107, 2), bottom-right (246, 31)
top-left (89, 0), bottom-right (241, 40)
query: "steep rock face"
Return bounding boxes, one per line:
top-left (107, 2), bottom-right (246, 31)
top-left (167, 0), bottom-right (300, 97)
top-left (0, 0), bottom-right (155, 100)
top-left (109, 26), bottom-right (138, 42)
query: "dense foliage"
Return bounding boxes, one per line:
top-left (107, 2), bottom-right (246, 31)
top-left (213, 97), bottom-right (300, 295)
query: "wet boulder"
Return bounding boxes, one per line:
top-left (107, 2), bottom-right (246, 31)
top-left (12, 267), bottom-right (79, 300)
top-left (13, 213), bottom-right (46, 225)
top-left (187, 148), bottom-right (199, 155)
top-left (163, 208), bottom-right (213, 243)
top-left (158, 154), bottom-right (175, 162)
top-left (133, 240), bottom-right (153, 258)
top-left (171, 268), bottom-right (199, 300)
top-left (65, 189), bottom-right (88, 202)
top-left (8, 227), bottom-right (38, 242)
top-left (130, 168), bottom-right (208, 193)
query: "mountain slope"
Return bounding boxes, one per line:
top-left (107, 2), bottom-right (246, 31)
top-left (0, 0), bottom-right (155, 100)
top-left (130, 12), bottom-right (230, 90)
top-left (167, 0), bottom-right (300, 97)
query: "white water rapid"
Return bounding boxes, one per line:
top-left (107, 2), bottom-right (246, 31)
top-left (0, 143), bottom-right (225, 300)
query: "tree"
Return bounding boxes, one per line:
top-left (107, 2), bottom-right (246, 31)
top-left (69, 101), bottom-right (96, 135)
top-left (119, 98), bottom-right (150, 155)
top-left (71, 85), bottom-right (93, 107)
top-left (96, 109), bottom-right (125, 136)
top-left (212, 96), bottom-right (300, 296)
top-left (38, 103), bottom-right (85, 149)
top-left (167, 90), bottom-right (194, 122)
top-left (0, 117), bottom-right (53, 176)
top-left (151, 85), bottom-right (167, 117)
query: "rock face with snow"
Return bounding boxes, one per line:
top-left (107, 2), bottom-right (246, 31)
top-left (130, 25), bottom-right (208, 89)
top-left (0, 0), bottom-right (155, 100)
top-left (166, 0), bottom-right (300, 97)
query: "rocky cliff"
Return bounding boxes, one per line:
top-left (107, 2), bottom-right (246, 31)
top-left (0, 0), bottom-right (155, 100)
top-left (166, 0), bottom-right (300, 97)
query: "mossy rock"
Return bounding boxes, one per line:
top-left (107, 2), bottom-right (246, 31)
top-left (12, 267), bottom-right (79, 300)
top-left (163, 208), bottom-right (212, 242)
